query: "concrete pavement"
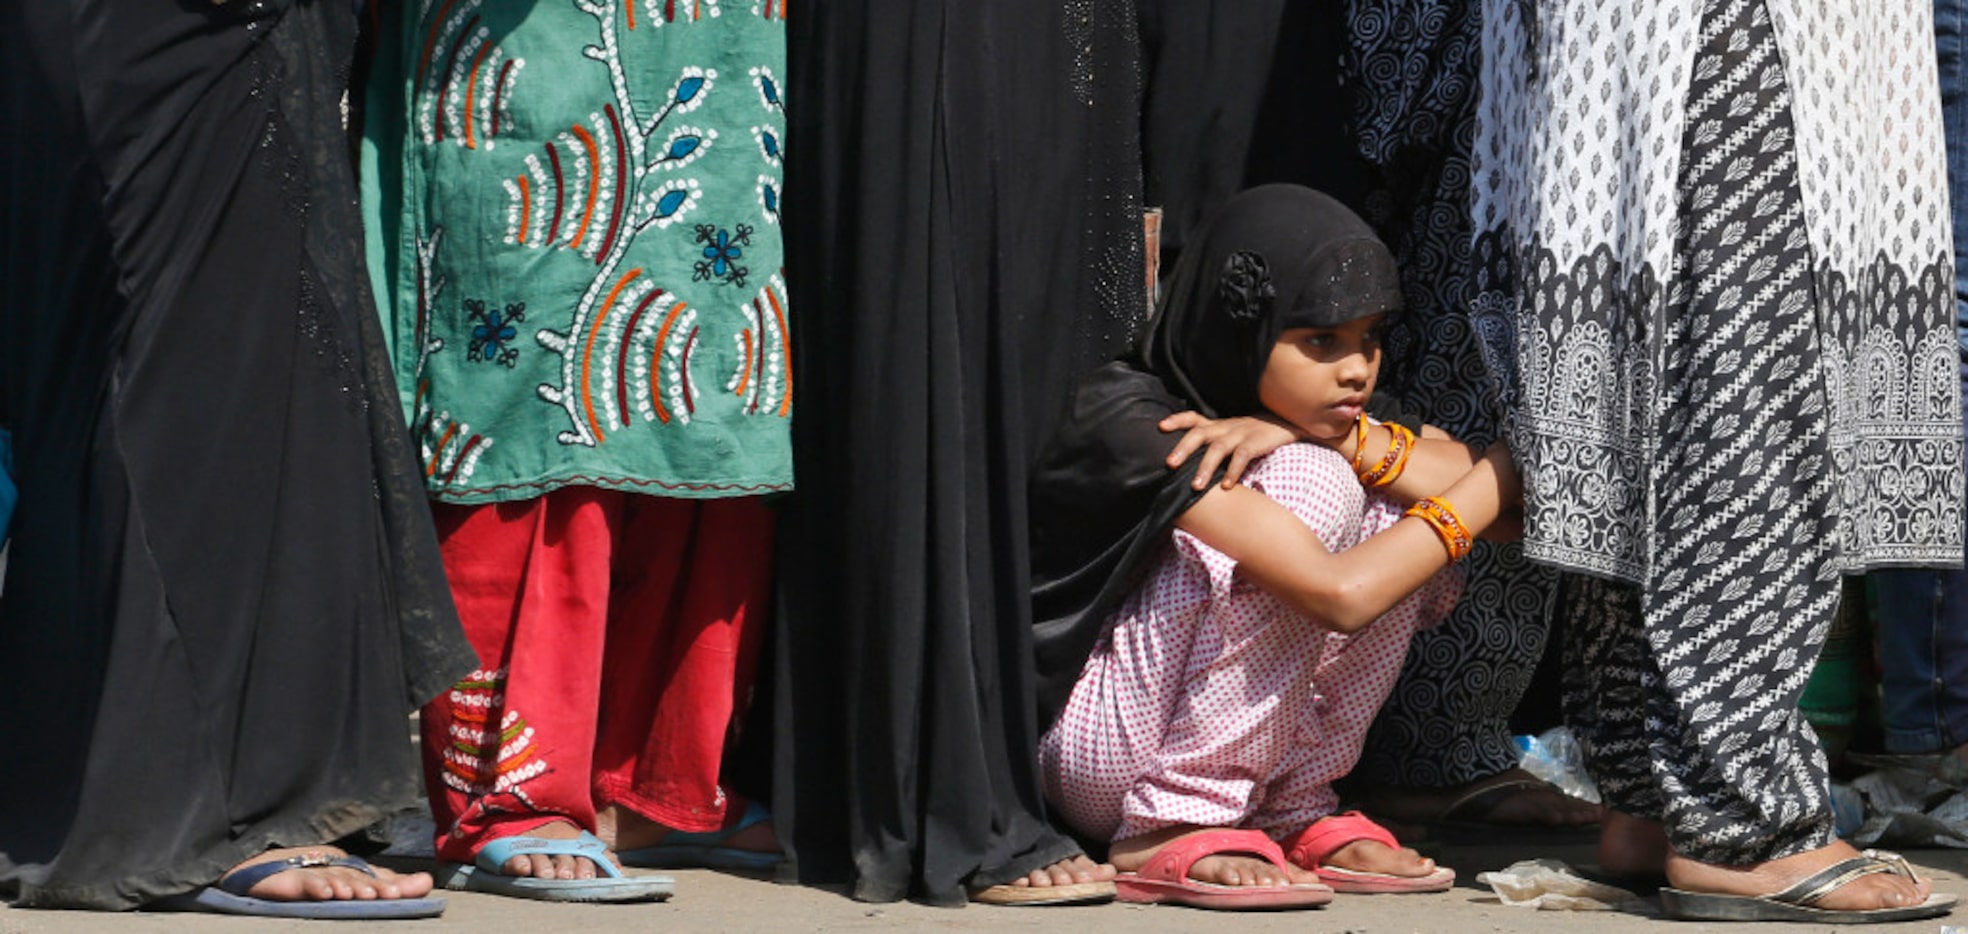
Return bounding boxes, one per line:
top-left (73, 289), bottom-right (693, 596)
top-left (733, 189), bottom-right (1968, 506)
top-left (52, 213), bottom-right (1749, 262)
top-left (6, 841), bottom-right (1968, 933)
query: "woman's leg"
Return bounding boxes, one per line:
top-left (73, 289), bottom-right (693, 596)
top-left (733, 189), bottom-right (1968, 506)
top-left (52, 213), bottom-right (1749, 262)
top-left (1600, 0), bottom-right (1926, 910)
top-left (1558, 575), bottom-right (1673, 876)
top-left (592, 496), bottom-right (776, 852)
top-left (422, 488), bottom-right (620, 878)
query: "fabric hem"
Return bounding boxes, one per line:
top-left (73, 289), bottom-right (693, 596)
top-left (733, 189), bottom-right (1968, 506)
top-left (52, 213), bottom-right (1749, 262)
top-left (960, 836), bottom-right (1088, 899)
top-left (17, 792), bottom-right (413, 911)
top-left (442, 812), bottom-right (573, 864)
top-left (428, 473), bottom-right (793, 505)
top-left (1883, 726), bottom-right (1951, 756)
top-left (592, 777), bottom-right (726, 835)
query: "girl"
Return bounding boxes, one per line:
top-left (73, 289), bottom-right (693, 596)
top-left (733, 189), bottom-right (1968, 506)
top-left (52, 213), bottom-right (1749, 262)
top-left (1029, 185), bottom-right (1519, 910)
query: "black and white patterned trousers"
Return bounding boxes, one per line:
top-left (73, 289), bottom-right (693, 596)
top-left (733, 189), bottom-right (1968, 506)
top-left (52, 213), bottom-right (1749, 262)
top-left (1558, 0), bottom-right (1839, 864)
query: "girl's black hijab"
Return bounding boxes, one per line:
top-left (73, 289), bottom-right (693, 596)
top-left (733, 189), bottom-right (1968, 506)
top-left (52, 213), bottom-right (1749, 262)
top-left (1030, 185), bottom-right (1403, 727)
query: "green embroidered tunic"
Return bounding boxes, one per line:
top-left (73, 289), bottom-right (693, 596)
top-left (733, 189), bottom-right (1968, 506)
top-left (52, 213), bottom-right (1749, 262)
top-left (366, 0), bottom-right (792, 503)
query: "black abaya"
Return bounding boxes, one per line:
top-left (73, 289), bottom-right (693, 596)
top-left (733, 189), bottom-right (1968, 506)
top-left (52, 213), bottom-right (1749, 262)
top-left (0, 0), bottom-right (473, 910)
top-left (771, 1), bottom-right (1146, 905)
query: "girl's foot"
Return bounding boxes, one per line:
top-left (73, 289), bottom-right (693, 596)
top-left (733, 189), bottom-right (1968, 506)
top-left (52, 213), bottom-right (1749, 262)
top-left (1320, 838), bottom-right (1439, 878)
top-left (1112, 825), bottom-right (1321, 888)
top-left (1665, 840), bottom-right (1932, 912)
top-left (224, 847), bottom-right (435, 901)
top-left (494, 818), bottom-right (617, 880)
top-left (1596, 810), bottom-right (1670, 878)
top-left (1283, 812), bottom-right (1454, 893)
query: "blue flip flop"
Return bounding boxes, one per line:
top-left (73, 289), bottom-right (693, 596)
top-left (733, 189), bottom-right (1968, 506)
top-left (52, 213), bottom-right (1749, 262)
top-left (149, 853), bottom-right (447, 919)
top-left (436, 829), bottom-right (674, 903)
top-left (616, 800), bottom-right (783, 872)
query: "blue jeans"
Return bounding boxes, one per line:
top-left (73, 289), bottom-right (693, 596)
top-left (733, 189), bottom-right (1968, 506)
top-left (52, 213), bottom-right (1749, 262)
top-left (1873, 0), bottom-right (1968, 756)
top-left (1875, 371), bottom-right (1968, 753)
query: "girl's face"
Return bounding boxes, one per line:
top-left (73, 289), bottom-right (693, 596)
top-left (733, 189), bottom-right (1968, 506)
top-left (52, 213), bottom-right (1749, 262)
top-left (1256, 314), bottom-right (1384, 442)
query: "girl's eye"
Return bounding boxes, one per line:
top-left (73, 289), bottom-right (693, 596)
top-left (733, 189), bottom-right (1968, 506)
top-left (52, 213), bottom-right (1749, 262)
top-left (1303, 333), bottom-right (1335, 349)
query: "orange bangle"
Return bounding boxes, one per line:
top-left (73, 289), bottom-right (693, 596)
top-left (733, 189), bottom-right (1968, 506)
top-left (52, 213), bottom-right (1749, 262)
top-left (1378, 425), bottom-right (1417, 487)
top-left (1359, 423), bottom-right (1415, 488)
top-left (1350, 414), bottom-right (1371, 474)
top-left (1404, 495), bottom-right (1473, 563)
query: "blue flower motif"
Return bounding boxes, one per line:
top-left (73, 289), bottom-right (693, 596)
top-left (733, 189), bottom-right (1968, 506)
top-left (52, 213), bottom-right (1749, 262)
top-left (465, 299), bottom-right (526, 368)
top-left (692, 224), bottom-right (754, 287)
top-left (703, 229), bottom-right (742, 276)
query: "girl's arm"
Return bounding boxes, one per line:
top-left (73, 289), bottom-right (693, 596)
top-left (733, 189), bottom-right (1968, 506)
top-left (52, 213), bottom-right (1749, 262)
top-left (1174, 442), bottom-right (1517, 634)
top-left (1328, 422), bottom-right (1482, 504)
top-left (1160, 411), bottom-right (1480, 500)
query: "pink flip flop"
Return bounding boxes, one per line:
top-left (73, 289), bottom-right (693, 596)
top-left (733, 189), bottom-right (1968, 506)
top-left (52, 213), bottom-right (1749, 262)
top-left (1113, 828), bottom-right (1334, 911)
top-left (1285, 811), bottom-right (1455, 894)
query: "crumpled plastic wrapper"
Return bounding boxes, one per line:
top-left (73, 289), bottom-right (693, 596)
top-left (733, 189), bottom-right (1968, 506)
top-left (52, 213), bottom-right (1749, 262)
top-left (1838, 755), bottom-right (1968, 850)
top-left (1475, 859), bottom-right (1655, 913)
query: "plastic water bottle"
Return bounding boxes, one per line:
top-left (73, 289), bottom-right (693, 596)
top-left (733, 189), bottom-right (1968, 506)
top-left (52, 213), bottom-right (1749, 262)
top-left (1514, 726), bottom-right (1601, 804)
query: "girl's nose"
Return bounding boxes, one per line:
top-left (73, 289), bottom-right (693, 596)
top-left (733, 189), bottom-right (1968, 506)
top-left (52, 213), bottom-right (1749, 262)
top-left (1338, 349), bottom-right (1374, 384)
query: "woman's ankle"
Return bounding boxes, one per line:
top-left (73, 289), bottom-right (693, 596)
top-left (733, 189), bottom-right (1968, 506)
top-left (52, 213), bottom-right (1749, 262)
top-left (1596, 810), bottom-right (1668, 876)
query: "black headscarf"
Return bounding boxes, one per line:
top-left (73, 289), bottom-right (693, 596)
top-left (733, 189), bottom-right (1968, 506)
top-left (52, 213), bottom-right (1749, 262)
top-left (1029, 185), bottom-right (1403, 727)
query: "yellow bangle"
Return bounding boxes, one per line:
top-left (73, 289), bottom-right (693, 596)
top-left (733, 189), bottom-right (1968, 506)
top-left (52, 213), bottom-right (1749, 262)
top-left (1404, 495), bottom-right (1473, 563)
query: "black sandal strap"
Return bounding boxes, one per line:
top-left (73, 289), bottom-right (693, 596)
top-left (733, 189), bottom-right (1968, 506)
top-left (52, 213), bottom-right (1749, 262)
top-left (1440, 778), bottom-right (1550, 822)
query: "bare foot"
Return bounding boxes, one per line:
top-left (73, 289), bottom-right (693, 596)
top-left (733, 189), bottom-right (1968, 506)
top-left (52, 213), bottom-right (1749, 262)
top-left (224, 847), bottom-right (434, 901)
top-left (1596, 810), bottom-right (1669, 878)
top-left (595, 803), bottom-right (780, 856)
top-left (1111, 826), bottom-right (1320, 888)
top-left (1002, 853), bottom-right (1119, 889)
top-left (493, 818), bottom-right (615, 881)
top-left (1320, 838), bottom-right (1440, 878)
top-left (1665, 841), bottom-right (1932, 912)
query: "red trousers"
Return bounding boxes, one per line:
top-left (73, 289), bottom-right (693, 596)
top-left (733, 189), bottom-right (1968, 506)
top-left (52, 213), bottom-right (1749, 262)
top-left (420, 488), bottom-right (772, 863)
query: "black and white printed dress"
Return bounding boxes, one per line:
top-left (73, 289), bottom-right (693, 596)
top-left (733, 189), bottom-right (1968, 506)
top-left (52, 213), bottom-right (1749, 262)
top-left (1472, 0), bottom-right (1964, 861)
top-left (1342, 0), bottom-right (1565, 793)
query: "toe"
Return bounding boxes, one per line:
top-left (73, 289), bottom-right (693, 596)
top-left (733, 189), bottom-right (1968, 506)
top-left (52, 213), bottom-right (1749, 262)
top-left (302, 874), bottom-right (337, 901)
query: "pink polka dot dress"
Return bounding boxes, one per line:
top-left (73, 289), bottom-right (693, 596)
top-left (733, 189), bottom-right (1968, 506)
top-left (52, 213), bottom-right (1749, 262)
top-left (1039, 443), bottom-right (1462, 845)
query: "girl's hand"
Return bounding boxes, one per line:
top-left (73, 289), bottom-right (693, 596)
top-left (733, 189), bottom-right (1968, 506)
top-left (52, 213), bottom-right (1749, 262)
top-left (1160, 411), bottom-right (1305, 490)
